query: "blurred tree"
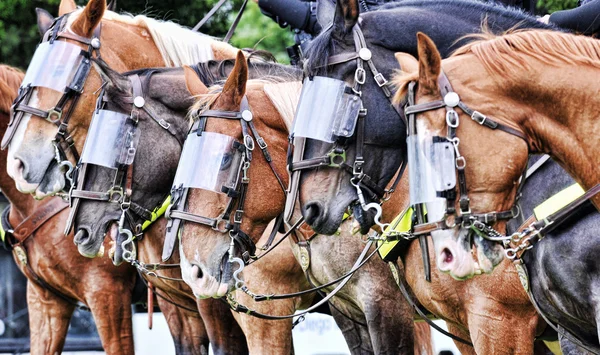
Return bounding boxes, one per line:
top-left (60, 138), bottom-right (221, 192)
top-left (0, 0), bottom-right (292, 69)
top-left (537, 0), bottom-right (578, 12)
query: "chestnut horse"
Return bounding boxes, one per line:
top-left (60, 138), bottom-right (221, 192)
top-left (6, 0), bottom-right (238, 198)
top-left (2, 0), bottom-right (247, 353)
top-left (179, 51), bottom-right (433, 354)
top-left (0, 65), bottom-right (138, 354)
top-left (393, 30), bottom-right (600, 351)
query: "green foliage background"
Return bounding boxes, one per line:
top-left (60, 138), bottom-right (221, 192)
top-left (0, 0), bottom-right (580, 70)
top-left (0, 0), bottom-right (293, 70)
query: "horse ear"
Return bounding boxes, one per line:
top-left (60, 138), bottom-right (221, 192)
top-left (416, 32), bottom-right (441, 94)
top-left (59, 0), bottom-right (77, 16)
top-left (394, 53), bottom-right (419, 74)
top-left (71, 0), bottom-right (106, 38)
top-left (92, 59), bottom-right (130, 106)
top-left (36, 8), bottom-right (54, 36)
top-left (107, 0), bottom-right (117, 11)
top-left (333, 0), bottom-right (359, 33)
top-left (184, 66), bottom-right (208, 96)
top-left (220, 51), bottom-right (248, 106)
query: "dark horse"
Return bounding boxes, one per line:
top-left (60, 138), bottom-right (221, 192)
top-left (507, 156), bottom-right (600, 353)
top-left (295, 0), bottom-right (552, 235)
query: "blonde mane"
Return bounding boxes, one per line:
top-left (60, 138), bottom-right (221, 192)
top-left (68, 9), bottom-right (233, 67)
top-left (452, 30), bottom-right (600, 79)
top-left (0, 65), bottom-right (24, 115)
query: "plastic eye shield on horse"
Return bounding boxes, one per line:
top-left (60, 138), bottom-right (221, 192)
top-left (407, 133), bottom-right (456, 206)
top-left (292, 76), bottom-right (361, 143)
top-left (80, 110), bottom-right (141, 169)
top-left (172, 131), bottom-right (244, 194)
top-left (21, 41), bottom-right (86, 94)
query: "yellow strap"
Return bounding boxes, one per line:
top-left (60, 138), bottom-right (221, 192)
top-left (141, 196), bottom-right (172, 232)
top-left (0, 222), bottom-right (5, 244)
top-left (377, 207), bottom-right (414, 259)
top-left (533, 183), bottom-right (584, 220)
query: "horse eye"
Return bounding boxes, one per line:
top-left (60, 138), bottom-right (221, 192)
top-left (220, 154), bottom-right (232, 170)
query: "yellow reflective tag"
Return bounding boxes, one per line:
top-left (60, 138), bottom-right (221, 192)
top-left (534, 184), bottom-right (584, 220)
top-left (0, 223), bottom-right (5, 244)
top-left (377, 207), bottom-right (414, 261)
top-left (141, 196), bottom-right (172, 232)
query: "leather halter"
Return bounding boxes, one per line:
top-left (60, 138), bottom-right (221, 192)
top-left (65, 72), bottom-right (183, 240)
top-left (404, 71), bottom-right (527, 240)
top-left (0, 199), bottom-right (90, 311)
top-left (288, 23), bottom-right (402, 204)
top-left (4, 13), bottom-right (102, 179)
top-left (165, 96), bottom-right (287, 265)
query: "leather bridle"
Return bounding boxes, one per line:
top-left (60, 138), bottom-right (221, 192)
top-left (288, 23), bottom-right (403, 204)
top-left (3, 13), bottom-right (102, 185)
top-left (404, 71), bottom-right (527, 242)
top-left (165, 96), bottom-right (287, 267)
top-left (65, 71), bottom-right (185, 260)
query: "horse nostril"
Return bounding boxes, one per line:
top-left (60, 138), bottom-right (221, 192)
top-left (442, 248), bottom-right (454, 264)
top-left (191, 265), bottom-right (203, 280)
top-left (304, 201), bottom-right (323, 227)
top-left (74, 229), bottom-right (90, 245)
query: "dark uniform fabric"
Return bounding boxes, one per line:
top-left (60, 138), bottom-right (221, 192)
top-left (549, 0), bottom-right (600, 35)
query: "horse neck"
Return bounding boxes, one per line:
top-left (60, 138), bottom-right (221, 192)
top-left (0, 113), bottom-right (35, 217)
top-left (450, 59), bottom-right (600, 205)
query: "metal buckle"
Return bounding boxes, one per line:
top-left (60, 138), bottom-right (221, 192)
top-left (353, 160), bottom-right (364, 175)
top-left (446, 110), bottom-right (459, 128)
top-left (47, 108), bottom-right (63, 124)
top-left (471, 111), bottom-right (487, 125)
top-left (108, 187), bottom-right (124, 203)
top-left (355, 67), bottom-right (366, 85)
top-left (234, 210), bottom-right (243, 224)
top-left (244, 135), bottom-right (255, 151)
top-left (374, 73), bottom-right (388, 87)
top-left (256, 137), bottom-right (268, 150)
top-left (327, 150), bottom-right (346, 168)
top-left (213, 219), bottom-right (229, 233)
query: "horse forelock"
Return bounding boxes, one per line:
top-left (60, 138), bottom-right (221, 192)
top-left (452, 30), bottom-right (600, 80)
top-left (0, 65), bottom-right (24, 115)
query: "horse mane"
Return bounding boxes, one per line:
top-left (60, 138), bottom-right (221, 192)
top-left (452, 30), bottom-right (600, 79)
top-left (0, 65), bottom-right (24, 115)
top-left (68, 9), bottom-right (228, 67)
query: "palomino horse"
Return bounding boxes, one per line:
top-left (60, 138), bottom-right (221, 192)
top-left (179, 51), bottom-right (433, 354)
top-left (393, 30), bottom-right (600, 351)
top-left (3, 0), bottom-right (248, 353)
top-left (5, 0), bottom-right (237, 198)
top-left (0, 65), bottom-right (138, 354)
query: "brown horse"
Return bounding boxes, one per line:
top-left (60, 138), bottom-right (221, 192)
top-left (1, 0), bottom-right (246, 353)
top-left (0, 65), bottom-right (138, 354)
top-left (6, 0), bottom-right (238, 198)
top-left (393, 30), bottom-right (600, 278)
top-left (393, 30), bottom-right (600, 350)
top-left (180, 52), bottom-right (433, 354)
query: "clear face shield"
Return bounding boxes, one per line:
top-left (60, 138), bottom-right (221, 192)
top-left (172, 132), bottom-right (244, 194)
top-left (21, 41), bottom-right (85, 94)
top-left (80, 110), bottom-right (141, 169)
top-left (407, 133), bottom-right (457, 221)
top-left (291, 76), bottom-right (362, 143)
